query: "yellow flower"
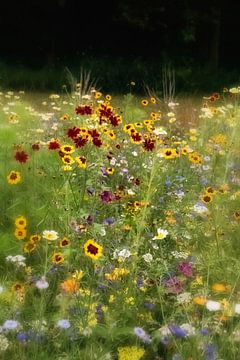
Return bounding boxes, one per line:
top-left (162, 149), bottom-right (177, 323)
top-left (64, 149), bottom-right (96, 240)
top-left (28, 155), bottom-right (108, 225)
top-left (60, 145), bottom-right (75, 154)
top-left (7, 171), bottom-right (21, 185)
top-left (62, 165), bottom-right (72, 172)
top-left (106, 167), bottom-right (115, 175)
top-left (192, 296), bottom-right (207, 306)
top-left (105, 94), bottom-right (112, 101)
top-left (29, 234), bottom-right (41, 242)
top-left (141, 99), bottom-right (148, 106)
top-left (150, 97), bottom-right (156, 104)
top-left (188, 152), bottom-right (202, 164)
top-left (106, 130), bottom-right (116, 140)
top-left (151, 112), bottom-right (158, 120)
top-left (181, 146), bottom-right (189, 155)
top-left (118, 346), bottom-right (145, 360)
top-left (95, 91), bottom-right (102, 99)
top-left (123, 123), bottom-right (135, 134)
top-left (75, 156), bottom-right (87, 169)
top-left (212, 283), bottom-right (230, 293)
top-left (23, 241), bottom-right (37, 253)
top-left (51, 252), bottom-right (64, 265)
top-left (84, 239), bottom-right (103, 260)
top-left (62, 155), bottom-right (75, 165)
top-left (72, 270), bottom-right (84, 280)
top-left (15, 216), bottom-right (27, 229)
top-left (162, 148), bottom-right (175, 159)
top-left (201, 193), bottom-right (213, 204)
top-left (59, 237), bottom-right (71, 247)
top-left (60, 113), bottom-right (70, 121)
top-left (125, 297), bottom-right (135, 305)
top-left (14, 228), bottom-right (27, 240)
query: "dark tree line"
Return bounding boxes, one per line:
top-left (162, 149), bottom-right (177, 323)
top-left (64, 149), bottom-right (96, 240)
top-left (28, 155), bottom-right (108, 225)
top-left (0, 0), bottom-right (239, 71)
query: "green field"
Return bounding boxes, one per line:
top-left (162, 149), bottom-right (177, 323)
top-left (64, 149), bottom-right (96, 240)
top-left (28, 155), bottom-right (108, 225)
top-left (0, 85), bottom-right (240, 359)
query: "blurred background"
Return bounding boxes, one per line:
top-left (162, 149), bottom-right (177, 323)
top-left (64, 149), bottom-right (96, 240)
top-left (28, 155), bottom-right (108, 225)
top-left (0, 0), bottom-right (239, 93)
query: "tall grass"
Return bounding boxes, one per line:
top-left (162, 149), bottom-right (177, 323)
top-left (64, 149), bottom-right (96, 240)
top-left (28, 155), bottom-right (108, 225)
top-left (0, 84), bottom-right (240, 359)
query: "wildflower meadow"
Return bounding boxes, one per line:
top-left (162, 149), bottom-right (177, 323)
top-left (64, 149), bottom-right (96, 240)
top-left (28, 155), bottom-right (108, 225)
top-left (1, 83), bottom-right (240, 360)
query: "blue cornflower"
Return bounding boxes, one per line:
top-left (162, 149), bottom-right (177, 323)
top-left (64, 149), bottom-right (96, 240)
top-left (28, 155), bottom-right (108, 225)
top-left (169, 324), bottom-right (188, 338)
top-left (134, 327), bottom-right (151, 344)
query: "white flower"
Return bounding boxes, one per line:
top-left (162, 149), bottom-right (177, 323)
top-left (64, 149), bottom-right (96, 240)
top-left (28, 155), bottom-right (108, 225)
top-left (0, 286), bottom-right (5, 294)
top-left (113, 248), bottom-right (132, 261)
top-left (142, 253), bottom-right (153, 263)
top-left (180, 323), bottom-right (196, 336)
top-left (0, 334), bottom-right (9, 351)
top-left (202, 165), bottom-right (210, 171)
top-left (110, 158), bottom-right (116, 166)
top-left (6, 255), bottom-right (26, 267)
top-left (127, 189), bottom-right (135, 196)
top-left (158, 325), bottom-right (171, 337)
top-left (42, 230), bottom-right (59, 241)
top-left (36, 277), bottom-right (49, 290)
top-left (235, 304), bottom-right (240, 314)
top-left (177, 292), bottom-right (192, 304)
top-left (206, 300), bottom-right (222, 311)
top-left (153, 228), bottom-right (168, 240)
top-left (192, 202), bottom-right (209, 215)
top-left (99, 228), bottom-right (106, 236)
top-left (153, 127), bottom-right (167, 136)
top-left (171, 251), bottom-right (189, 259)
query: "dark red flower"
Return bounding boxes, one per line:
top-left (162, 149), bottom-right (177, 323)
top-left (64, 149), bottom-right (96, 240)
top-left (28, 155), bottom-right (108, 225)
top-left (92, 137), bottom-right (102, 147)
top-left (48, 140), bottom-right (60, 150)
top-left (31, 143), bottom-right (40, 151)
top-left (131, 132), bottom-right (142, 143)
top-left (109, 115), bottom-right (121, 127)
top-left (165, 276), bottom-right (183, 294)
top-left (73, 136), bottom-right (88, 148)
top-left (75, 105), bottom-right (93, 115)
top-left (88, 129), bottom-right (100, 138)
top-left (15, 150), bottom-right (29, 163)
top-left (143, 138), bottom-right (156, 151)
top-left (67, 127), bottom-right (80, 139)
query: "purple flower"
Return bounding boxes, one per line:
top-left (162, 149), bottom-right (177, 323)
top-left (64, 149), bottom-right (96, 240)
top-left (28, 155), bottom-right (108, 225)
top-left (57, 319), bottom-right (71, 329)
top-left (144, 302), bottom-right (155, 310)
top-left (100, 191), bottom-right (114, 203)
top-left (165, 276), bottom-right (183, 294)
top-left (134, 327), bottom-right (151, 343)
top-left (3, 320), bottom-right (20, 330)
top-left (169, 324), bottom-right (188, 338)
top-left (101, 168), bottom-right (108, 176)
top-left (200, 328), bottom-right (209, 336)
top-left (203, 344), bottom-right (217, 360)
top-left (165, 179), bottom-right (172, 186)
top-left (103, 217), bottom-right (115, 225)
top-left (17, 332), bottom-right (28, 342)
top-left (177, 261), bottom-right (193, 277)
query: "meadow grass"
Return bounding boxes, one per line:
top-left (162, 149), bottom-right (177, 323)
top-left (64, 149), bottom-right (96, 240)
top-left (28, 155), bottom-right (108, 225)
top-left (0, 85), bottom-right (240, 360)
